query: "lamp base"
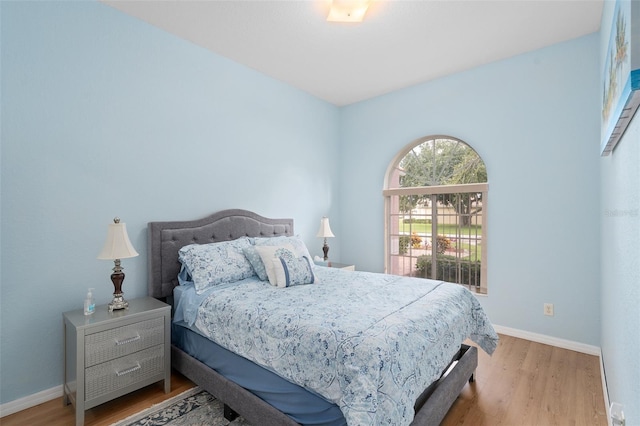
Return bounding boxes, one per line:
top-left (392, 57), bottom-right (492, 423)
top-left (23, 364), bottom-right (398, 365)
top-left (109, 293), bottom-right (129, 312)
top-left (108, 294), bottom-right (129, 312)
top-left (108, 268), bottom-right (129, 312)
top-left (322, 241), bottom-right (330, 261)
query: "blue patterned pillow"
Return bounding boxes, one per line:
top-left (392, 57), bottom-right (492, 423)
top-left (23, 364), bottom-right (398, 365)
top-left (248, 235), bottom-right (314, 282)
top-left (178, 237), bottom-right (255, 294)
top-left (271, 248), bottom-right (317, 288)
top-left (254, 244), bottom-right (295, 285)
top-left (244, 243), bottom-right (294, 281)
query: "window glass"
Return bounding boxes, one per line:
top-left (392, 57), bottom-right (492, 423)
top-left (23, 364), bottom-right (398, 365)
top-left (384, 137), bottom-right (488, 293)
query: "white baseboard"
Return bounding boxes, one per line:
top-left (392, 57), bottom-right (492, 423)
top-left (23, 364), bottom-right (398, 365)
top-left (0, 385), bottom-right (63, 418)
top-left (600, 353), bottom-right (612, 426)
top-left (493, 324), bottom-right (601, 355)
top-left (1, 326), bottom-right (608, 419)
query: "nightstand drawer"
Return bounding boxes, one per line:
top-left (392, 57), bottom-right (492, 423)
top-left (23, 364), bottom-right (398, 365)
top-left (85, 344), bottom-right (165, 401)
top-left (85, 317), bottom-right (164, 366)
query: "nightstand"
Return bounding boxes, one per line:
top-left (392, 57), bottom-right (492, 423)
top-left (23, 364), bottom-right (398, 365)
top-left (315, 261), bottom-right (355, 271)
top-left (63, 297), bottom-right (171, 426)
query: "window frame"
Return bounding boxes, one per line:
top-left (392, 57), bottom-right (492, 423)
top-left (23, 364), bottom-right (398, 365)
top-left (383, 136), bottom-right (488, 294)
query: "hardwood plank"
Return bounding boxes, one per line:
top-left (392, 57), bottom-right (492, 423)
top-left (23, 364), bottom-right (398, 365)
top-left (574, 350), bottom-right (608, 426)
top-left (504, 342), bottom-right (551, 425)
top-left (2, 335), bottom-right (608, 426)
top-left (442, 335), bottom-right (607, 426)
top-left (443, 334), bottom-right (531, 425)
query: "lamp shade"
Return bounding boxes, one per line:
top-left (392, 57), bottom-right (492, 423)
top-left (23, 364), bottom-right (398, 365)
top-left (316, 217), bottom-right (335, 238)
top-left (97, 218), bottom-right (139, 260)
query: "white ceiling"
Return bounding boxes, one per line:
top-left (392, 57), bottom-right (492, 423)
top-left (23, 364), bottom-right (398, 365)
top-left (103, 0), bottom-right (604, 106)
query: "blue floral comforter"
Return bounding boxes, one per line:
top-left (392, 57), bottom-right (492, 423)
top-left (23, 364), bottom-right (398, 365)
top-left (191, 267), bottom-right (498, 426)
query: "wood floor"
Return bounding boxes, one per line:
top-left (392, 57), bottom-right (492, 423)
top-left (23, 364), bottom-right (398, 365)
top-left (0, 374), bottom-right (195, 426)
top-left (2, 334), bottom-right (607, 426)
top-left (442, 335), bottom-right (607, 426)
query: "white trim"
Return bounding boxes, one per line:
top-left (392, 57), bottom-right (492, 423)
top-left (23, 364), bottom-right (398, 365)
top-left (0, 385), bottom-right (63, 418)
top-left (493, 324), bottom-right (601, 356)
top-left (601, 353), bottom-right (612, 426)
top-left (383, 182), bottom-right (489, 196)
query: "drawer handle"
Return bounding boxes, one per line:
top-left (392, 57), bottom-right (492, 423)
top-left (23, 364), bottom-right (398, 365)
top-left (116, 363), bottom-right (141, 377)
top-left (114, 335), bottom-right (141, 346)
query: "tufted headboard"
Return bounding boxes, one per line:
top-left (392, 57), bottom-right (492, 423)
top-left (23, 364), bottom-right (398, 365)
top-left (147, 209), bottom-right (294, 299)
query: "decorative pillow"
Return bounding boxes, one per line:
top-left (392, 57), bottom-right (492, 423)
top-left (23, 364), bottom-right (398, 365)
top-left (247, 235), bottom-right (313, 281)
top-left (254, 235), bottom-right (313, 261)
top-left (253, 244), bottom-right (295, 285)
top-left (243, 243), bottom-right (294, 281)
top-left (271, 248), bottom-right (317, 288)
top-left (178, 237), bottom-right (254, 294)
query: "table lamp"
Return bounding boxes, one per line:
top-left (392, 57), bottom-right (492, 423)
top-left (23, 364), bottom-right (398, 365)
top-left (97, 217), bottom-right (139, 312)
top-left (316, 217), bottom-right (335, 261)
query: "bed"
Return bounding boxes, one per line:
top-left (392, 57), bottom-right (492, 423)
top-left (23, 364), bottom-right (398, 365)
top-left (148, 209), bottom-right (498, 426)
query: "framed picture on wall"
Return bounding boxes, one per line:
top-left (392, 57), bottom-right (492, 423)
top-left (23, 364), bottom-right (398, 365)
top-left (601, 0), bottom-right (640, 156)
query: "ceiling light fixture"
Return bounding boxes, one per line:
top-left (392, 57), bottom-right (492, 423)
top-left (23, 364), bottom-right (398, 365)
top-left (327, 0), bottom-right (371, 22)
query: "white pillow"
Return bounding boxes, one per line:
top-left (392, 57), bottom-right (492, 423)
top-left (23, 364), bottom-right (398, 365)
top-left (254, 235), bottom-right (313, 261)
top-left (253, 244), bottom-right (295, 285)
top-left (248, 236), bottom-right (315, 282)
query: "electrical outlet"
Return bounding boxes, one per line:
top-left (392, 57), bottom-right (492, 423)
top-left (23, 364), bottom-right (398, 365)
top-left (544, 303), bottom-right (554, 316)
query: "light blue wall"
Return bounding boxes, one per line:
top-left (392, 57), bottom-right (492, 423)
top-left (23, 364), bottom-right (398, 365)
top-left (2, 0), bottom-right (629, 417)
top-left (0, 1), bottom-right (339, 403)
top-left (599, 1), bottom-right (640, 423)
top-left (339, 35), bottom-right (602, 345)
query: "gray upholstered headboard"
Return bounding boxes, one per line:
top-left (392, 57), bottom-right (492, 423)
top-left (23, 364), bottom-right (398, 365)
top-left (147, 209), bottom-right (294, 299)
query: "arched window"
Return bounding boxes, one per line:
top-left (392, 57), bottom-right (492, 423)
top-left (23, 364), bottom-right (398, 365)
top-left (383, 136), bottom-right (488, 294)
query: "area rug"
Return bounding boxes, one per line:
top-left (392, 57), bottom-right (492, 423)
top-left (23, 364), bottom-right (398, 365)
top-left (110, 387), bottom-right (250, 426)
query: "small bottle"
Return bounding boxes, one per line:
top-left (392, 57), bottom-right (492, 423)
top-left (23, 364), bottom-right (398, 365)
top-left (84, 288), bottom-right (95, 315)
